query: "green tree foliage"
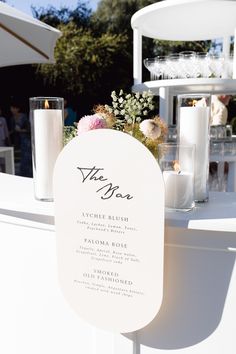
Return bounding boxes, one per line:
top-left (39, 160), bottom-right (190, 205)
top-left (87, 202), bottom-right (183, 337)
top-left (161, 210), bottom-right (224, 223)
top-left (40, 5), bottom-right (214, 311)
top-left (31, 2), bottom-right (91, 28)
top-left (36, 22), bottom-right (130, 112)
top-left (33, 0), bottom-right (212, 114)
top-left (0, 0), bottom-right (220, 119)
top-left (92, 0), bottom-right (159, 67)
top-left (35, 0), bottom-right (159, 113)
top-left (92, 0), bottom-right (211, 59)
top-left (92, 0), bottom-right (158, 36)
top-left (153, 39), bottom-right (211, 57)
top-left (93, 0), bottom-right (211, 81)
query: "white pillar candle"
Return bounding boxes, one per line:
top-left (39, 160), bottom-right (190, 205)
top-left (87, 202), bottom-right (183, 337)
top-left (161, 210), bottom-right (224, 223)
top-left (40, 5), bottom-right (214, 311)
top-left (33, 109), bottom-right (63, 200)
top-left (163, 170), bottom-right (194, 209)
top-left (179, 106), bottom-right (209, 202)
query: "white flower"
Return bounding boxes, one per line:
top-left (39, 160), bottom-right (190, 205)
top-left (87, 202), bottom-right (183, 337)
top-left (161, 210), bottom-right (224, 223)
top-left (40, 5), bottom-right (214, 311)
top-left (105, 104), bottom-right (113, 114)
top-left (119, 97), bottom-right (124, 103)
top-left (127, 118), bottom-right (133, 124)
top-left (142, 91), bottom-right (151, 98)
top-left (137, 103), bottom-right (142, 110)
top-left (114, 109), bottom-right (119, 116)
top-left (111, 91), bottom-right (117, 102)
top-left (139, 119), bottom-right (161, 140)
top-left (120, 109), bottom-right (125, 115)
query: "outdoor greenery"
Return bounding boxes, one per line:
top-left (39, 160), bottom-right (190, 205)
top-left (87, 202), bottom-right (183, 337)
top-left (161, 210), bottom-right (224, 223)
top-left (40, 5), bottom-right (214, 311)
top-left (0, 0), bottom-right (215, 116)
top-left (31, 2), bottom-right (91, 28)
top-left (34, 0), bottom-right (160, 114)
top-left (36, 22), bottom-right (130, 111)
top-left (153, 39), bottom-right (211, 57)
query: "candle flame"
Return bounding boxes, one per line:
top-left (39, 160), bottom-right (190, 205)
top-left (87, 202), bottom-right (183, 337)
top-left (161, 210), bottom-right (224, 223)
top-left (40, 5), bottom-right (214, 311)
top-left (173, 160), bottom-right (181, 172)
top-left (44, 100), bottom-right (50, 109)
top-left (189, 99), bottom-right (198, 107)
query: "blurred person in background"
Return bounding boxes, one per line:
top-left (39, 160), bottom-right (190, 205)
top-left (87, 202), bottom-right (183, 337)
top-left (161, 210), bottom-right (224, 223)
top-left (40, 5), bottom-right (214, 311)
top-left (0, 106), bottom-right (10, 172)
top-left (64, 98), bottom-right (77, 126)
top-left (210, 95), bottom-right (231, 126)
top-left (0, 106), bottom-right (9, 147)
top-left (10, 100), bottom-right (32, 177)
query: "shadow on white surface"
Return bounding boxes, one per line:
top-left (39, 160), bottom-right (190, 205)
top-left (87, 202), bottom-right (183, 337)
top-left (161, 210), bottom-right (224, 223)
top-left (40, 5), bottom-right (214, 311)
top-left (125, 237), bottom-right (236, 350)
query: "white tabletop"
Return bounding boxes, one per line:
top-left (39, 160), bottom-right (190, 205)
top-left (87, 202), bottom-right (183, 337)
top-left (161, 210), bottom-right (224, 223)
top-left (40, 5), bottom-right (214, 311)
top-left (0, 172), bottom-right (54, 224)
top-left (131, 0), bottom-right (236, 40)
top-left (166, 192), bottom-right (236, 231)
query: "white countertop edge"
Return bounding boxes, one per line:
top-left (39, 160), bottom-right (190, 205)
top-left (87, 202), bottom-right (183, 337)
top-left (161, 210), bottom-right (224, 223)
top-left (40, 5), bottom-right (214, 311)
top-left (0, 213), bottom-right (55, 232)
top-left (188, 218), bottom-right (236, 233)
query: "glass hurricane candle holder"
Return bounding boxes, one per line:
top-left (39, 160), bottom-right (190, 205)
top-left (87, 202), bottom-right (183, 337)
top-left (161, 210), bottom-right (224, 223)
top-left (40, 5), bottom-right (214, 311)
top-left (158, 143), bottom-right (195, 211)
top-left (30, 97), bottom-right (64, 201)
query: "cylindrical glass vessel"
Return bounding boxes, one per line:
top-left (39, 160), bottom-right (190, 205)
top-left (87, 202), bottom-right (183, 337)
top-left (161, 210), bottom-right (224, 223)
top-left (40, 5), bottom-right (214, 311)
top-left (158, 143), bottom-right (195, 211)
top-left (177, 94), bottom-right (210, 202)
top-left (30, 97), bottom-right (64, 201)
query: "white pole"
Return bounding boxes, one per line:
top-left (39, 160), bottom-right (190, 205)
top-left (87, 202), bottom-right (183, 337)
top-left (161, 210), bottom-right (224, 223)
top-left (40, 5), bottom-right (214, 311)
top-left (222, 36), bottom-right (230, 58)
top-left (159, 87), bottom-right (170, 124)
top-left (233, 29), bottom-right (236, 78)
top-left (133, 27), bottom-right (142, 85)
top-left (222, 36), bottom-right (231, 78)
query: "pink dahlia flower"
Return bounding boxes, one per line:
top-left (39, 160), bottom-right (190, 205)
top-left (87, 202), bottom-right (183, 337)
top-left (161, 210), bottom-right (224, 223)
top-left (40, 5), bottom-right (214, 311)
top-left (77, 114), bottom-right (107, 135)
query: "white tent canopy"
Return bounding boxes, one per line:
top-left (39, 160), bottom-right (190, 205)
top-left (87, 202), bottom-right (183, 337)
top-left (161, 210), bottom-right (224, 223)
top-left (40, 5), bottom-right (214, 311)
top-left (0, 2), bottom-right (61, 67)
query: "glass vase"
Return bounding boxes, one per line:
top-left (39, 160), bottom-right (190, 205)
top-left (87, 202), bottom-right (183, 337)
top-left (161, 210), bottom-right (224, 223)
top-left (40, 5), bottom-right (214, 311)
top-left (30, 97), bottom-right (64, 201)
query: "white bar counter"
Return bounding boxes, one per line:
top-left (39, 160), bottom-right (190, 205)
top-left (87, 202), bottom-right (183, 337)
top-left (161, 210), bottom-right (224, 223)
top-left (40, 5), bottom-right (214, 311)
top-left (0, 173), bottom-right (236, 354)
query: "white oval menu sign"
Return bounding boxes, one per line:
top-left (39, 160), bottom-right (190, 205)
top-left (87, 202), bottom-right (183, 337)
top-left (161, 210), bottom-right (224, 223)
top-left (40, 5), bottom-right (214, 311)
top-left (54, 129), bottom-right (164, 333)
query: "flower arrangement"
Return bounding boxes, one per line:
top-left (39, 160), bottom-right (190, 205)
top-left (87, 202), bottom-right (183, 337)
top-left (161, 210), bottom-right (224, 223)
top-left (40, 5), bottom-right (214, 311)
top-left (65, 90), bottom-right (167, 158)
